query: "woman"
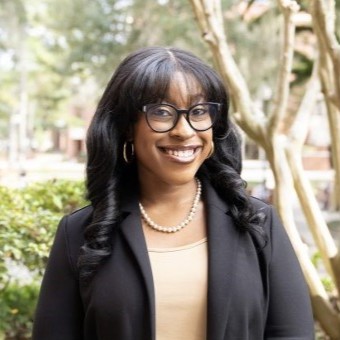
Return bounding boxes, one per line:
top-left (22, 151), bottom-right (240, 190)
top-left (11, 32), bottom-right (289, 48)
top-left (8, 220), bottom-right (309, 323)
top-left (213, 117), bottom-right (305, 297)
top-left (33, 46), bottom-right (314, 339)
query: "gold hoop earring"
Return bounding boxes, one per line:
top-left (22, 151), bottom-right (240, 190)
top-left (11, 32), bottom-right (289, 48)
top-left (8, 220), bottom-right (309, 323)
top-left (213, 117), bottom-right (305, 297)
top-left (123, 142), bottom-right (134, 163)
top-left (207, 141), bottom-right (214, 159)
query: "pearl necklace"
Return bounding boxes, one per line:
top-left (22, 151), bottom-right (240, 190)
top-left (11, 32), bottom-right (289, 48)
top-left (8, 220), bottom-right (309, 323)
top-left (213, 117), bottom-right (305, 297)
top-left (139, 178), bottom-right (202, 233)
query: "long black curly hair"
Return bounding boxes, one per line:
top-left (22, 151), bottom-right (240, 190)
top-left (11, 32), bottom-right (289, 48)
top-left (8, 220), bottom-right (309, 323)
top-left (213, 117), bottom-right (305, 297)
top-left (79, 46), bottom-right (265, 283)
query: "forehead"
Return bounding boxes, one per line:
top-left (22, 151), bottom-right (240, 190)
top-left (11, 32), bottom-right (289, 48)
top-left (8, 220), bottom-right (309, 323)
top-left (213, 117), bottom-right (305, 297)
top-left (163, 72), bottom-right (205, 106)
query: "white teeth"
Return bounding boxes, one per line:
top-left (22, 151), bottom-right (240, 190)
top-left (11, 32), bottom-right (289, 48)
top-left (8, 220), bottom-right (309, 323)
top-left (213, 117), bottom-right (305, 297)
top-left (164, 149), bottom-right (195, 157)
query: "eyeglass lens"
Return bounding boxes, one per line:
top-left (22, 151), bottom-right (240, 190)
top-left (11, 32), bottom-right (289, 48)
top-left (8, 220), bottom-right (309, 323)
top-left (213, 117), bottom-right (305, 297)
top-left (145, 103), bottom-right (217, 132)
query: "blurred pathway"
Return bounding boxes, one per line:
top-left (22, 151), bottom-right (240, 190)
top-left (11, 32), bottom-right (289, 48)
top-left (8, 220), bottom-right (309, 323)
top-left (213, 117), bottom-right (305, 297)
top-left (0, 152), bottom-right (85, 187)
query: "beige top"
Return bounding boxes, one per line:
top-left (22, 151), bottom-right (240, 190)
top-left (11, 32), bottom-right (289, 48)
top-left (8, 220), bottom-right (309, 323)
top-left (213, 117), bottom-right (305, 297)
top-left (148, 238), bottom-right (208, 340)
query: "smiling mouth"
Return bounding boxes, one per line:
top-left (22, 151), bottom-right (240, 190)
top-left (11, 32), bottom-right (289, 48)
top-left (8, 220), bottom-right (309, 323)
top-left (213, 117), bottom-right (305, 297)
top-left (159, 147), bottom-right (200, 158)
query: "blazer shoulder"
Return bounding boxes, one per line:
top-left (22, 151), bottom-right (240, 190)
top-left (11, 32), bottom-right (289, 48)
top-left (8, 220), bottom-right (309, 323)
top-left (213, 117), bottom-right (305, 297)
top-left (66, 205), bottom-right (93, 228)
top-left (61, 205), bottom-right (93, 245)
top-left (68, 204), bottom-right (93, 218)
top-left (54, 206), bottom-right (93, 274)
top-left (249, 196), bottom-right (272, 212)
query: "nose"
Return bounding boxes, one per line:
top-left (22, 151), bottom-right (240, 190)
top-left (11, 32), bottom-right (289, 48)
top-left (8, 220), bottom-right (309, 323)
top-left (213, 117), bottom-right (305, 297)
top-left (169, 114), bottom-right (195, 139)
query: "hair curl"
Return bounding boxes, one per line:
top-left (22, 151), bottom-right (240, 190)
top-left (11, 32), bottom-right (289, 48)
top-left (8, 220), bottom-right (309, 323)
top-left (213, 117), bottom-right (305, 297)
top-left (79, 46), bottom-right (265, 284)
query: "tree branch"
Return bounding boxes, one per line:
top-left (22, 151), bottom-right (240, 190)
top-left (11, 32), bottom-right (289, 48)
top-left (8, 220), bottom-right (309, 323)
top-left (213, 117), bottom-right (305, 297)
top-left (310, 0), bottom-right (340, 110)
top-left (289, 59), bottom-right (320, 146)
top-left (268, 0), bottom-right (299, 134)
top-left (188, 0), bottom-right (265, 141)
top-left (310, 0), bottom-right (340, 209)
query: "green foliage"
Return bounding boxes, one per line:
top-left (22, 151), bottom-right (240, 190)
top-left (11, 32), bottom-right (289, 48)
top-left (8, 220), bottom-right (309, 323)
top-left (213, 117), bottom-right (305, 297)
top-left (0, 180), bottom-right (87, 278)
top-left (0, 283), bottom-right (40, 340)
top-left (292, 51), bottom-right (313, 86)
top-left (0, 0), bottom-right (209, 147)
top-left (0, 180), bottom-right (87, 339)
top-left (311, 251), bottom-right (335, 293)
top-left (321, 277), bottom-right (335, 293)
top-left (40, 0), bottom-right (208, 86)
top-left (311, 251), bottom-right (321, 267)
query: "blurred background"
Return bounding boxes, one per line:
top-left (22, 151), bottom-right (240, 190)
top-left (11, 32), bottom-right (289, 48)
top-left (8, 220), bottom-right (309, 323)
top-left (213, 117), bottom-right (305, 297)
top-left (0, 0), bottom-right (336, 189)
top-left (0, 0), bottom-right (339, 339)
top-left (1, 0), bottom-right (208, 186)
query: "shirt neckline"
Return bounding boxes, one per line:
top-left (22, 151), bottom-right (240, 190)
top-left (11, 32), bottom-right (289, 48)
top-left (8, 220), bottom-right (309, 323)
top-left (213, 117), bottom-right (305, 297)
top-left (148, 237), bottom-right (208, 253)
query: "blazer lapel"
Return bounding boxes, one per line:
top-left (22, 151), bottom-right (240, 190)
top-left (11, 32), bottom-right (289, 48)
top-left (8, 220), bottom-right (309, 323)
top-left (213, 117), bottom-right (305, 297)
top-left (119, 189), bottom-right (156, 340)
top-left (204, 182), bottom-right (241, 340)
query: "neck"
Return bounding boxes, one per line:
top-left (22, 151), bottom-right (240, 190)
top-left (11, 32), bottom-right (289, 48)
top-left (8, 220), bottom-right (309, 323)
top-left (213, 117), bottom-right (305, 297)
top-left (138, 176), bottom-right (198, 206)
top-left (139, 177), bottom-right (202, 233)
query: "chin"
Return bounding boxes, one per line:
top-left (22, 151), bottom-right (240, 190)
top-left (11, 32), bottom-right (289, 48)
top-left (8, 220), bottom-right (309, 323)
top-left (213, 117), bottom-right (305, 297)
top-left (161, 171), bottom-right (200, 186)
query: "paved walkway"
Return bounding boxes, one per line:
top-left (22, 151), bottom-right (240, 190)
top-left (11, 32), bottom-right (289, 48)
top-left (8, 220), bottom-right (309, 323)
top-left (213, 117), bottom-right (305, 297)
top-left (0, 153), bottom-right (85, 187)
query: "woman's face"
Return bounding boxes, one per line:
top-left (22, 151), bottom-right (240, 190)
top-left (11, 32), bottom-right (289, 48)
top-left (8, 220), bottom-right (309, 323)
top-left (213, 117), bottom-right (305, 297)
top-left (132, 72), bottom-right (213, 186)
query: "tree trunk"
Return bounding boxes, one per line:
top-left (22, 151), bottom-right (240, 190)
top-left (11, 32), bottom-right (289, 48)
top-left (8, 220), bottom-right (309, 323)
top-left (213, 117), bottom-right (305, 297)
top-left (310, 0), bottom-right (340, 210)
top-left (318, 55), bottom-right (340, 211)
top-left (267, 138), bottom-right (340, 338)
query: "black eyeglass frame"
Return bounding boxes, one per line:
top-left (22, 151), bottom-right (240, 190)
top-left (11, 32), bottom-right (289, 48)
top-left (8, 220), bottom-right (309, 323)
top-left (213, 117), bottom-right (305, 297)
top-left (141, 102), bottom-right (221, 133)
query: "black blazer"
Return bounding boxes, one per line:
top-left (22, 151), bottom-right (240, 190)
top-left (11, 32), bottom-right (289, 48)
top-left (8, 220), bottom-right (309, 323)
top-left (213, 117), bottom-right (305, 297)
top-left (33, 181), bottom-right (314, 339)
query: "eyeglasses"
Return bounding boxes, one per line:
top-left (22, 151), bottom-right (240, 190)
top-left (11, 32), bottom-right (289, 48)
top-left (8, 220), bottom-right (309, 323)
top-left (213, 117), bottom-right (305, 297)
top-left (141, 102), bottom-right (221, 133)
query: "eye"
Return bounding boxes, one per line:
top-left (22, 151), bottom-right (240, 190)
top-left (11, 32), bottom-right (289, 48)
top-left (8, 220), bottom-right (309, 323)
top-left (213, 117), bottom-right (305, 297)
top-left (148, 105), bottom-right (175, 121)
top-left (190, 105), bottom-right (210, 120)
top-left (191, 107), bottom-right (207, 116)
top-left (152, 108), bottom-right (172, 116)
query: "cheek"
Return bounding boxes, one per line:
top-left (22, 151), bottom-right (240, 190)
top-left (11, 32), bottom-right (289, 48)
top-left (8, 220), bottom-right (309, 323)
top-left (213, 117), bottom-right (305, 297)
top-left (202, 131), bottom-right (213, 148)
top-left (132, 118), bottom-right (151, 144)
top-left (132, 124), bottom-right (158, 161)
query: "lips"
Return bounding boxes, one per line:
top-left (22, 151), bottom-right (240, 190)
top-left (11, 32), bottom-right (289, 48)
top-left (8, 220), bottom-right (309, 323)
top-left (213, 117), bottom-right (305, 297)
top-left (159, 145), bottom-right (201, 161)
top-left (164, 149), bottom-right (195, 157)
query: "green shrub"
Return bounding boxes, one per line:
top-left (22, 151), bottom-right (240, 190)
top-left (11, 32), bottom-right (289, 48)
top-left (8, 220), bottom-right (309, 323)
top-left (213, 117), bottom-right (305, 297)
top-left (0, 283), bottom-right (40, 340)
top-left (0, 180), bottom-right (88, 339)
top-left (0, 180), bottom-right (87, 278)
